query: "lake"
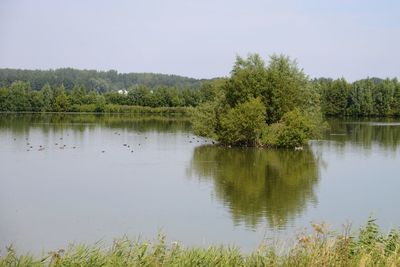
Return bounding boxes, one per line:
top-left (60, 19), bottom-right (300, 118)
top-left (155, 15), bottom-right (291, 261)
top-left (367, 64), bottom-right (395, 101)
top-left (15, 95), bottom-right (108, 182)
top-left (1, 113), bottom-right (400, 254)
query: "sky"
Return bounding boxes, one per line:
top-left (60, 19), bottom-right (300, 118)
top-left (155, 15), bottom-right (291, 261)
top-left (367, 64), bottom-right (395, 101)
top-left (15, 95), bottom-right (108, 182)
top-left (0, 0), bottom-right (399, 81)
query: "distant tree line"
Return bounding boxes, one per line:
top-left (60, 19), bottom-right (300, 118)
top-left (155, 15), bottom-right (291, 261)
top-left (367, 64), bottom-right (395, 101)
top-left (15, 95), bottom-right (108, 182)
top-left (0, 81), bottom-right (217, 113)
top-left (1, 67), bottom-right (400, 118)
top-left (0, 68), bottom-right (204, 92)
top-left (317, 78), bottom-right (400, 117)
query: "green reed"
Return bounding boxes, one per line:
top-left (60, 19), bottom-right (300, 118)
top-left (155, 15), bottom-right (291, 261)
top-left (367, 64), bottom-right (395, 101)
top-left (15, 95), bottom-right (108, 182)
top-left (1, 219), bottom-right (400, 267)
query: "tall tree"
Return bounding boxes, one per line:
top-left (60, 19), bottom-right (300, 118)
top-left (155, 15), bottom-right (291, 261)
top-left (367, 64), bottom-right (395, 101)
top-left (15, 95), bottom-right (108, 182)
top-left (8, 81), bottom-right (32, 112)
top-left (53, 85), bottom-right (70, 112)
top-left (321, 78), bottom-right (350, 116)
top-left (264, 54), bottom-right (311, 123)
top-left (40, 83), bottom-right (53, 112)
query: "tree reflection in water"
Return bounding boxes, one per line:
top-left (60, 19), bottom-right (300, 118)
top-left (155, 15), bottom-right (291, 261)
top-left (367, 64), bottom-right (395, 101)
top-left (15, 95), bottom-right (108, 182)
top-left (189, 146), bottom-right (321, 229)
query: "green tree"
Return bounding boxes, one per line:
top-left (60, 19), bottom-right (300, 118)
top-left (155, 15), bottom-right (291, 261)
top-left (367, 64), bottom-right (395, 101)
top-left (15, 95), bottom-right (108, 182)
top-left (224, 54), bottom-right (268, 108)
top-left (373, 79), bottom-right (395, 116)
top-left (348, 79), bottom-right (374, 116)
top-left (53, 89), bottom-right (70, 112)
top-left (29, 91), bottom-right (44, 112)
top-left (391, 79), bottom-right (400, 116)
top-left (40, 83), bottom-right (53, 112)
top-left (192, 101), bottom-right (218, 138)
top-left (193, 53), bottom-right (324, 148)
top-left (321, 78), bottom-right (350, 116)
top-left (219, 97), bottom-right (266, 146)
top-left (83, 91), bottom-right (98, 105)
top-left (94, 94), bottom-right (106, 112)
top-left (7, 81), bottom-right (32, 112)
top-left (0, 87), bottom-right (11, 111)
top-left (198, 79), bottom-right (223, 103)
top-left (127, 85), bottom-right (151, 106)
top-left (104, 91), bottom-right (128, 105)
top-left (269, 109), bottom-right (322, 148)
top-left (164, 87), bottom-right (184, 107)
top-left (181, 89), bottom-right (200, 107)
top-left (70, 84), bottom-right (86, 105)
top-left (264, 54), bottom-right (311, 123)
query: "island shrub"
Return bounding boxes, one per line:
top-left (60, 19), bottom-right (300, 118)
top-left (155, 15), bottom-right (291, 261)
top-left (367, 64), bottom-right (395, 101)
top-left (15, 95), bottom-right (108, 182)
top-left (270, 109), bottom-right (318, 148)
top-left (193, 53), bottom-right (325, 148)
top-left (218, 97), bottom-right (266, 146)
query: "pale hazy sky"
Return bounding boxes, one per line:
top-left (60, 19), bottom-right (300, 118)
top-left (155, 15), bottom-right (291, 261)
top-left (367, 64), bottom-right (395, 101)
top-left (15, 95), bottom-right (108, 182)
top-left (0, 0), bottom-right (399, 80)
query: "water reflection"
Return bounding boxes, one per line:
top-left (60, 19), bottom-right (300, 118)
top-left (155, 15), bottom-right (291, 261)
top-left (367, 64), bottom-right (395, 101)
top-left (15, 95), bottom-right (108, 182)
top-left (0, 113), bottom-right (191, 135)
top-left (189, 146), bottom-right (321, 229)
top-left (1, 114), bottom-right (400, 253)
top-left (326, 118), bottom-right (400, 151)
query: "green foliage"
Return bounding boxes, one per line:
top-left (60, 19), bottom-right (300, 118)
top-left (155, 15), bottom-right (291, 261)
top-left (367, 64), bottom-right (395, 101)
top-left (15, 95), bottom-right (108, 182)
top-left (0, 82), bottom-right (205, 113)
top-left (190, 145), bottom-right (320, 228)
top-left (127, 85), bottom-right (151, 106)
top-left (104, 105), bottom-right (192, 114)
top-left (267, 109), bottom-right (325, 148)
top-left (70, 84), bottom-right (86, 105)
top-left (2, 220), bottom-right (400, 267)
top-left (391, 80), bottom-right (400, 116)
top-left (29, 91), bottom-right (44, 112)
top-left (192, 101), bottom-right (218, 138)
top-left (2, 61), bottom-right (400, 120)
top-left (198, 79), bottom-right (224, 103)
top-left (193, 53), bottom-right (324, 148)
top-left (319, 77), bottom-right (400, 117)
top-left (53, 90), bottom-right (70, 112)
top-left (104, 91), bottom-right (127, 105)
top-left (0, 88), bottom-right (10, 111)
top-left (40, 83), bottom-right (54, 112)
top-left (224, 54), bottom-right (268, 107)
top-left (94, 95), bottom-right (106, 112)
top-left (265, 54), bottom-right (311, 123)
top-left (373, 79), bottom-right (395, 116)
top-left (7, 81), bottom-right (32, 112)
top-left (321, 78), bottom-right (350, 116)
top-left (0, 68), bottom-right (203, 91)
top-left (219, 97), bottom-right (266, 146)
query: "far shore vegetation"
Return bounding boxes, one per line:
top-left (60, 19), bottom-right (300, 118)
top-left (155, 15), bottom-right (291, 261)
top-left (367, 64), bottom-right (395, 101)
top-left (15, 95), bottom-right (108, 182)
top-left (1, 59), bottom-right (400, 118)
top-left (1, 219), bottom-right (400, 267)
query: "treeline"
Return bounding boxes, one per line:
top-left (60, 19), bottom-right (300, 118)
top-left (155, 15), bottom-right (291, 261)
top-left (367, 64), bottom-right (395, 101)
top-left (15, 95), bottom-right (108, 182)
top-left (0, 68), bottom-right (204, 92)
top-left (318, 78), bottom-right (400, 117)
top-left (0, 81), bottom-right (217, 113)
top-left (2, 67), bottom-right (400, 118)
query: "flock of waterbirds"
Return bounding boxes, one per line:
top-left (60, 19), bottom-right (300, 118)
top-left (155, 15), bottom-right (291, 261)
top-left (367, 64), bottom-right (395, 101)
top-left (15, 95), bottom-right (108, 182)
top-left (15, 130), bottom-right (212, 154)
top-left (16, 134), bottom-right (78, 152)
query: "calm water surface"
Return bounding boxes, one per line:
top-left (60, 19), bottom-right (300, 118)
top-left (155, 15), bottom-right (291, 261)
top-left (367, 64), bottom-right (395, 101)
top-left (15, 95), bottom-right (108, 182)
top-left (0, 114), bottom-right (400, 254)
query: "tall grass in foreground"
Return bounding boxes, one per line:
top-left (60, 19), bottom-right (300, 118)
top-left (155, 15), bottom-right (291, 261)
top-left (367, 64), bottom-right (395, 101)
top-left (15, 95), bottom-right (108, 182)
top-left (1, 219), bottom-right (400, 266)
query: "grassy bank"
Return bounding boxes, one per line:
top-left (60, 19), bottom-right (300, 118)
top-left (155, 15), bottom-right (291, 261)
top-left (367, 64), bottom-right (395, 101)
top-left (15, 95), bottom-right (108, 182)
top-left (69, 104), bottom-right (193, 115)
top-left (1, 219), bottom-right (400, 266)
top-left (0, 105), bottom-right (193, 115)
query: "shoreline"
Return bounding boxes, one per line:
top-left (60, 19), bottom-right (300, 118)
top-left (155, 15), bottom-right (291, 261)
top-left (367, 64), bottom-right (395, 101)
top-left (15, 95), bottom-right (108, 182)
top-left (1, 220), bottom-right (399, 266)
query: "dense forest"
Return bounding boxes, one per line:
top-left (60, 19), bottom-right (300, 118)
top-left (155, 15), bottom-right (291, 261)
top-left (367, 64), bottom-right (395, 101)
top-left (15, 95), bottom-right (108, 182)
top-left (0, 68), bottom-right (204, 91)
top-left (0, 80), bottom-right (218, 113)
top-left (317, 77), bottom-right (400, 117)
